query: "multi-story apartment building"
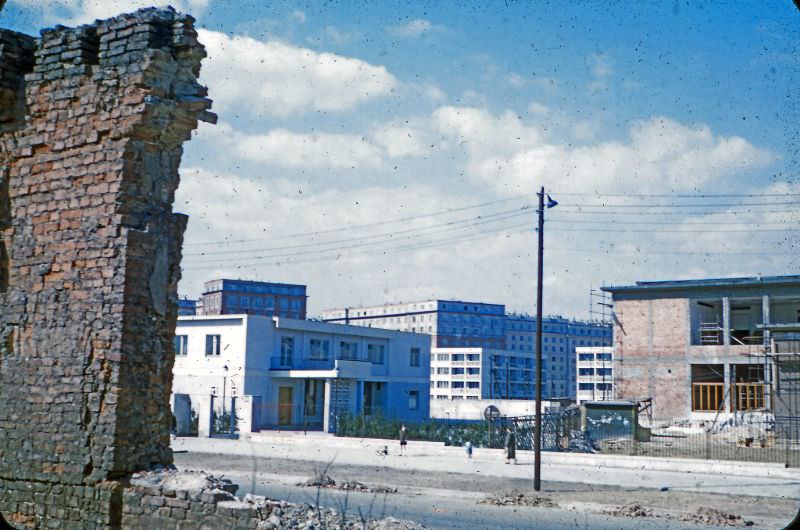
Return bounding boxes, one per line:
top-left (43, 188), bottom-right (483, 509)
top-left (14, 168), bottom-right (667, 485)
top-left (172, 315), bottom-right (430, 435)
top-left (323, 300), bottom-right (610, 401)
top-left (505, 315), bottom-right (611, 398)
top-left (321, 299), bottom-right (506, 349)
top-left (603, 275), bottom-right (800, 422)
top-left (197, 279), bottom-right (307, 319)
top-left (575, 346), bottom-right (614, 403)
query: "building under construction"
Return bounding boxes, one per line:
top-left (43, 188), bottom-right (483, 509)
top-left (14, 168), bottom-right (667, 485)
top-left (603, 275), bottom-right (800, 436)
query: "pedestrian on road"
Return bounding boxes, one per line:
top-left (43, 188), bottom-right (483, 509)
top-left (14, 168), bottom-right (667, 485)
top-left (504, 427), bottom-right (516, 464)
top-left (399, 424), bottom-right (408, 456)
top-left (465, 441), bottom-right (473, 460)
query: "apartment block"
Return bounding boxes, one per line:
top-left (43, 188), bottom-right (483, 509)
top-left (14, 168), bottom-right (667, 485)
top-left (197, 278), bottom-right (307, 319)
top-left (603, 275), bottom-right (800, 422)
top-left (576, 346), bottom-right (614, 403)
top-left (321, 299), bottom-right (507, 349)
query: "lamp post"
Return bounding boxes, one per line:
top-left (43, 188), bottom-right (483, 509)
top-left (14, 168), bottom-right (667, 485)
top-left (534, 186), bottom-right (557, 492)
top-left (222, 364), bottom-right (229, 418)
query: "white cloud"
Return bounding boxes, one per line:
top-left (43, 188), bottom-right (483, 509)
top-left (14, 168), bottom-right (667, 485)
top-left (202, 122), bottom-right (383, 169)
top-left (433, 109), bottom-right (776, 195)
top-left (387, 19), bottom-right (435, 37)
top-left (290, 10), bottom-right (306, 23)
top-left (197, 29), bottom-right (398, 117)
top-left (13, 0), bottom-right (209, 25)
top-left (527, 102), bottom-right (549, 116)
top-left (372, 124), bottom-right (430, 158)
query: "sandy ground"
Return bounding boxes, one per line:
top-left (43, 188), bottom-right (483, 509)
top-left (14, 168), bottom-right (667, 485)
top-left (172, 434), bottom-right (800, 528)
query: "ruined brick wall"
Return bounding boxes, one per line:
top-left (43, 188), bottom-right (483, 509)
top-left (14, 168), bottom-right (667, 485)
top-left (0, 8), bottom-right (213, 528)
top-left (613, 298), bottom-right (690, 420)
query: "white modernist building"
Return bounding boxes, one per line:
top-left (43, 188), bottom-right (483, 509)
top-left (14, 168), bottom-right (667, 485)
top-left (575, 346), bottom-right (614, 404)
top-left (430, 347), bottom-right (538, 403)
top-left (171, 315), bottom-right (430, 436)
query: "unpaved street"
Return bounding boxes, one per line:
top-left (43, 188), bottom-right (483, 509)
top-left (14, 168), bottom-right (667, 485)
top-left (173, 444), bottom-right (799, 529)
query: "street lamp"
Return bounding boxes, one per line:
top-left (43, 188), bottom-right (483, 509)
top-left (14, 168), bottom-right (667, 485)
top-left (222, 364), bottom-right (229, 417)
top-left (535, 186), bottom-right (557, 492)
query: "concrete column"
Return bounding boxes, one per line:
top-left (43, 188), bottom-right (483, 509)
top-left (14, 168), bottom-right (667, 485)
top-left (762, 295), bottom-right (771, 346)
top-left (722, 297), bottom-right (731, 347)
top-left (323, 379), bottom-right (332, 433)
top-left (723, 363), bottom-right (732, 416)
top-left (198, 395), bottom-right (213, 438)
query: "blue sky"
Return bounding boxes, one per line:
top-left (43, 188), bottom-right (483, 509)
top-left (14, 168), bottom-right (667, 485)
top-left (3, 1), bottom-right (798, 318)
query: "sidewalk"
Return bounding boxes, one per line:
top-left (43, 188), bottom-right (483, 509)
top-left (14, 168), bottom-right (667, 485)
top-left (172, 431), bottom-right (800, 499)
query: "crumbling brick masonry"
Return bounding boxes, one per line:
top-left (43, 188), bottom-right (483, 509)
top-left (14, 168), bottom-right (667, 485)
top-left (0, 8), bottom-right (215, 528)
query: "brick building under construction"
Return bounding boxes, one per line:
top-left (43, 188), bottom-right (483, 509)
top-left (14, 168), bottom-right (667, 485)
top-left (603, 275), bottom-right (800, 433)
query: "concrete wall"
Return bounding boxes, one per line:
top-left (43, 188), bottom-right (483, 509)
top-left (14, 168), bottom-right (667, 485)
top-left (430, 398), bottom-right (558, 420)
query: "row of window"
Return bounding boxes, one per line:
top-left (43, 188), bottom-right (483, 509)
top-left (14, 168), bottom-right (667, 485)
top-left (432, 395), bottom-right (480, 400)
top-left (578, 368), bottom-right (612, 376)
top-left (578, 383), bottom-right (613, 391)
top-left (578, 353), bottom-right (613, 361)
top-left (175, 334), bottom-right (421, 367)
top-left (432, 367), bottom-right (481, 375)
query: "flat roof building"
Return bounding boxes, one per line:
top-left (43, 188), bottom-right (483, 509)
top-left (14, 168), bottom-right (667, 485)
top-left (603, 274), bottom-right (800, 423)
top-left (171, 315), bottom-right (430, 435)
top-left (197, 279), bottom-right (307, 319)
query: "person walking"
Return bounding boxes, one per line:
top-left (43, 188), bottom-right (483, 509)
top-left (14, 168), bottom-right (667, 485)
top-left (504, 426), bottom-right (517, 464)
top-left (398, 424), bottom-right (408, 456)
top-left (465, 441), bottom-right (473, 460)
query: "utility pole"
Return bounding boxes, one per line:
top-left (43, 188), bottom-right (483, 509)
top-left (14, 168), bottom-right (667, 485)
top-left (535, 186), bottom-right (557, 492)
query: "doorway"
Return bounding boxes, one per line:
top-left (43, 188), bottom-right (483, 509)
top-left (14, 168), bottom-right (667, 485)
top-left (278, 386), bottom-right (293, 426)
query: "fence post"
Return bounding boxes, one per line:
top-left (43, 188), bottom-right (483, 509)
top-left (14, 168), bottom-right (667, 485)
top-left (705, 430), bottom-right (711, 460)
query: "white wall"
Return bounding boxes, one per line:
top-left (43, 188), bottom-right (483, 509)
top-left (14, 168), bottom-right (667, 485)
top-left (430, 398), bottom-right (558, 420)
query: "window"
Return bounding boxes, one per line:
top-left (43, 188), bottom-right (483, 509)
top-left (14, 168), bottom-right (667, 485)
top-left (410, 347), bottom-right (420, 367)
top-left (452, 354), bottom-right (464, 361)
top-left (174, 335), bottom-right (188, 356)
top-left (467, 382), bottom-right (480, 389)
top-left (467, 367), bottom-right (480, 375)
top-left (452, 368), bottom-right (464, 375)
top-left (205, 334), bottom-right (221, 356)
top-left (309, 338), bottom-right (330, 360)
top-left (280, 337), bottom-right (294, 366)
top-left (579, 383), bottom-right (593, 391)
top-left (340, 341), bottom-right (359, 360)
top-left (452, 382), bottom-right (464, 388)
top-left (579, 368), bottom-right (594, 376)
top-left (436, 353), bottom-right (449, 361)
top-left (368, 343), bottom-right (385, 364)
top-left (597, 353), bottom-right (612, 361)
top-left (436, 381), bottom-right (449, 388)
top-left (597, 368), bottom-right (612, 377)
top-left (436, 367), bottom-right (450, 375)
top-left (467, 354), bottom-right (480, 361)
top-left (408, 390), bottom-right (419, 410)
top-left (579, 353), bottom-right (594, 361)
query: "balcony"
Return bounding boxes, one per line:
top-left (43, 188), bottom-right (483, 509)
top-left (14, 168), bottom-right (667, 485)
top-left (269, 355), bottom-right (374, 378)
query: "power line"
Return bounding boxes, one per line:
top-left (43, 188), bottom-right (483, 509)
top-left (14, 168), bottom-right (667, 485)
top-left (184, 206), bottom-right (534, 257)
top-left (183, 214), bottom-right (535, 264)
top-left (183, 193), bottom-right (535, 246)
top-left (556, 201), bottom-right (800, 208)
top-left (551, 192), bottom-right (798, 198)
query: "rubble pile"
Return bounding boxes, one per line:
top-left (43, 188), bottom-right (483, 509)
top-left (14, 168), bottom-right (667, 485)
top-left (479, 491), bottom-right (557, 508)
top-left (680, 507), bottom-right (754, 527)
top-left (604, 503), bottom-right (653, 518)
top-left (299, 474), bottom-right (398, 494)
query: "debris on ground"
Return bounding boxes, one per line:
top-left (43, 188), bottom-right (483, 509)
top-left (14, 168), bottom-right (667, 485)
top-left (245, 494), bottom-right (424, 529)
top-left (604, 503), bottom-right (653, 518)
top-left (680, 507), bottom-right (755, 527)
top-left (299, 474), bottom-right (398, 494)
top-left (478, 490), bottom-right (557, 508)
